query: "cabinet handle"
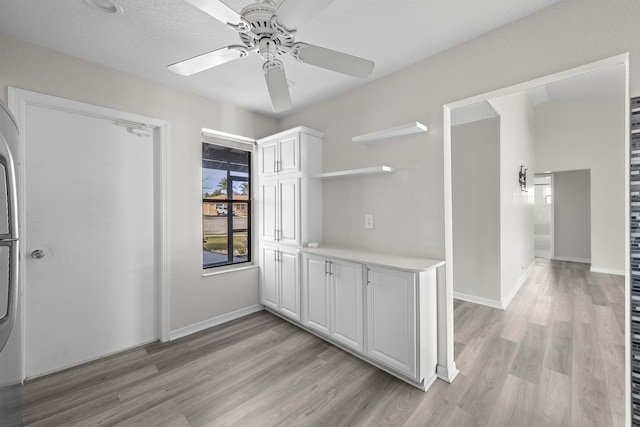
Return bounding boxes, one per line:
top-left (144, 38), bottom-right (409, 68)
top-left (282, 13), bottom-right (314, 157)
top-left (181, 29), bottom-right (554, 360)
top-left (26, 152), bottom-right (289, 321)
top-left (275, 160), bottom-right (281, 172)
top-left (324, 260), bottom-right (329, 275)
top-left (328, 261), bottom-right (333, 276)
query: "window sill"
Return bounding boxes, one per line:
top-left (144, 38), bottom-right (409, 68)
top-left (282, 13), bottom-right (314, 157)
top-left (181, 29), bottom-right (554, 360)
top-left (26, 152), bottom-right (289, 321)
top-left (202, 263), bottom-right (259, 277)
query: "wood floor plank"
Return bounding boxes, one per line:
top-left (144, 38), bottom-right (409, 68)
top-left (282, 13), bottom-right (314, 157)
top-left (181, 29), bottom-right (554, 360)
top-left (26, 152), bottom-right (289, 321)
top-left (509, 323), bottom-right (548, 384)
top-left (572, 321), bottom-right (606, 382)
top-left (530, 294), bottom-right (555, 326)
top-left (21, 260), bottom-right (624, 427)
top-left (535, 368), bottom-right (572, 427)
top-left (457, 338), bottom-right (519, 424)
top-left (572, 375), bottom-right (615, 427)
top-left (486, 374), bottom-right (540, 427)
top-left (543, 320), bottom-right (573, 376)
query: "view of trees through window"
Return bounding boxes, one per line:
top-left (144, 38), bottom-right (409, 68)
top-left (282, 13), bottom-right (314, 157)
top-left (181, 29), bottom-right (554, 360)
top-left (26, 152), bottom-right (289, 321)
top-left (202, 143), bottom-right (251, 268)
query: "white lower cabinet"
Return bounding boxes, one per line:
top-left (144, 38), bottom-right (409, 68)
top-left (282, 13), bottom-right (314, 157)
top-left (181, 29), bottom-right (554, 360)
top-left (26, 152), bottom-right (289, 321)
top-left (261, 246), bottom-right (300, 321)
top-left (304, 255), bottom-right (330, 334)
top-left (365, 265), bottom-right (417, 378)
top-left (299, 250), bottom-right (439, 391)
top-left (303, 255), bottom-right (363, 352)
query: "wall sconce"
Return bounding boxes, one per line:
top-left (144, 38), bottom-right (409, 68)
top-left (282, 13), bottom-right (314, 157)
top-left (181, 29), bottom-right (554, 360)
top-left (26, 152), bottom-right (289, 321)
top-left (519, 165), bottom-right (528, 192)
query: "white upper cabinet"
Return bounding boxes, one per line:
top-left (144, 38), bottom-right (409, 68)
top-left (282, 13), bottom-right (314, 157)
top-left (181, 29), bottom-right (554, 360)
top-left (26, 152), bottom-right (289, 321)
top-left (277, 134), bottom-right (299, 175)
top-left (258, 126), bottom-right (324, 178)
top-left (260, 180), bottom-right (278, 243)
top-left (278, 177), bottom-right (299, 245)
top-left (260, 133), bottom-right (299, 177)
top-left (260, 177), bottom-right (300, 246)
top-left (257, 127), bottom-right (324, 178)
top-left (257, 127), bottom-right (323, 247)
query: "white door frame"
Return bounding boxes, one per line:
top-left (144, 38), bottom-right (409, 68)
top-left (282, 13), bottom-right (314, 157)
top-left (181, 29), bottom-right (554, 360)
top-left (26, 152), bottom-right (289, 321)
top-left (8, 88), bottom-right (170, 381)
top-left (443, 53), bottom-right (630, 423)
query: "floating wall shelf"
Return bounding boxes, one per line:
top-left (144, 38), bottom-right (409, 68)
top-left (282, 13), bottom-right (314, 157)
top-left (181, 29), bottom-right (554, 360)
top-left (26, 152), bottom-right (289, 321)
top-left (313, 165), bottom-right (396, 180)
top-left (352, 121), bottom-right (428, 144)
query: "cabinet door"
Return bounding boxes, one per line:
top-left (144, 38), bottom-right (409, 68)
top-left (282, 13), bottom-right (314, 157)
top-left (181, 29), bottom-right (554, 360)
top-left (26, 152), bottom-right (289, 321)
top-left (278, 134), bottom-right (299, 175)
top-left (278, 177), bottom-right (299, 245)
top-left (304, 256), bottom-right (330, 335)
top-left (260, 140), bottom-right (278, 176)
top-left (260, 181), bottom-right (278, 243)
top-left (261, 247), bottom-right (279, 311)
top-left (279, 249), bottom-right (300, 321)
top-left (331, 260), bottom-right (363, 352)
top-left (366, 266), bottom-right (417, 378)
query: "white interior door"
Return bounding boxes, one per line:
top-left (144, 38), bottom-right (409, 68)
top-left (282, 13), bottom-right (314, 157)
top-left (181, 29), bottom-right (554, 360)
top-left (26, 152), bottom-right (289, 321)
top-left (24, 104), bottom-right (156, 378)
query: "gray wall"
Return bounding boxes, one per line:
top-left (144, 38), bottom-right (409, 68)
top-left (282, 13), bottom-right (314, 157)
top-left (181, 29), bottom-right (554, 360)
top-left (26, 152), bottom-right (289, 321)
top-left (490, 92), bottom-right (536, 304)
top-left (534, 97), bottom-right (623, 273)
top-left (451, 117), bottom-right (501, 302)
top-left (0, 34), bottom-right (280, 332)
top-left (554, 170), bottom-right (591, 263)
top-left (279, 0), bottom-right (635, 266)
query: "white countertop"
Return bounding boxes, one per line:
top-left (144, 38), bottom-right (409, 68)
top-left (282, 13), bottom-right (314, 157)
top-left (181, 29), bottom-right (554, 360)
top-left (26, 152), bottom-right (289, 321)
top-left (301, 246), bottom-right (444, 272)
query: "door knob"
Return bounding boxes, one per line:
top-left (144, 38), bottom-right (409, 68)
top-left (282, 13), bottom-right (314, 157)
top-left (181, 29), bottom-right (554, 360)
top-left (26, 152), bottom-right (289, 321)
top-left (31, 249), bottom-right (45, 259)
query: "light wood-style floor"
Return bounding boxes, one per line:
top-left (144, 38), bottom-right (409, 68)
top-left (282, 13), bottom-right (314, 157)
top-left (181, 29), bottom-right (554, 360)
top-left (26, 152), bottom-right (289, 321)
top-left (22, 259), bottom-right (625, 426)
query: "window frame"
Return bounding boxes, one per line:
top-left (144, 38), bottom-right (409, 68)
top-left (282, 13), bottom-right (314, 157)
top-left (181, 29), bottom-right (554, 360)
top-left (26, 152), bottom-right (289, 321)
top-left (202, 130), bottom-right (256, 270)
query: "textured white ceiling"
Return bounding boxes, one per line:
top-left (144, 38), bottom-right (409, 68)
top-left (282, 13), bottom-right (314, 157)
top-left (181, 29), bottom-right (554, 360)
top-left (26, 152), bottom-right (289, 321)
top-left (0, 0), bottom-right (561, 117)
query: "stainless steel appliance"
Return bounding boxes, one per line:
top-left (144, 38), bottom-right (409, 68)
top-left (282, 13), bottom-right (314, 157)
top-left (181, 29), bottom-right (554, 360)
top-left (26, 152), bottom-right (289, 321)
top-left (0, 100), bottom-right (22, 426)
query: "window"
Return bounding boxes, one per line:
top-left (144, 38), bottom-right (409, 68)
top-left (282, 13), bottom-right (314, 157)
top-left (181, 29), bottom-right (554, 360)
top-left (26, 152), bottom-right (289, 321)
top-left (202, 141), bottom-right (251, 269)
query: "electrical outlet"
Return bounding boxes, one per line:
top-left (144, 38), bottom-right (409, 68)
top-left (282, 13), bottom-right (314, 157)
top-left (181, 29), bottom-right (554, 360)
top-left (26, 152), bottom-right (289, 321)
top-left (365, 214), bottom-right (374, 229)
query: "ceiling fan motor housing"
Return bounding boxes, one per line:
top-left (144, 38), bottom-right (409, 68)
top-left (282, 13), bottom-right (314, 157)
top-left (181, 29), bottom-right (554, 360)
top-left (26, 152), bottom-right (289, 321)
top-left (239, 2), bottom-right (294, 57)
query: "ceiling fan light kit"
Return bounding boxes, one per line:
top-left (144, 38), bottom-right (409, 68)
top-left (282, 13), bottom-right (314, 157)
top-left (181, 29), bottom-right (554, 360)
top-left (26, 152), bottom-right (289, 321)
top-left (169, 0), bottom-right (375, 112)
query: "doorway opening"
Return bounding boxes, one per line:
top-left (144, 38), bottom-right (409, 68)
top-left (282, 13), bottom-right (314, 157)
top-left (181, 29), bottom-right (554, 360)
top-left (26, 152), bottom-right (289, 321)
top-left (444, 53), bottom-right (629, 424)
top-left (534, 174), bottom-right (553, 259)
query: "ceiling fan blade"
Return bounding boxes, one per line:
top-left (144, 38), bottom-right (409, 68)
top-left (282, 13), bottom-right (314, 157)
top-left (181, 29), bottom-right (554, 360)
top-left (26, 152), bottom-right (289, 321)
top-left (168, 46), bottom-right (247, 76)
top-left (263, 60), bottom-right (292, 113)
top-left (184, 0), bottom-right (244, 27)
top-left (291, 43), bottom-right (374, 78)
top-left (275, 0), bottom-right (335, 30)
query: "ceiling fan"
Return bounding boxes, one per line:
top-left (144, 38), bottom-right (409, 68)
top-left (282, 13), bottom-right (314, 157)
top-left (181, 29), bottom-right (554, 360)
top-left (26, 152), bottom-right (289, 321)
top-left (168, 0), bottom-right (375, 112)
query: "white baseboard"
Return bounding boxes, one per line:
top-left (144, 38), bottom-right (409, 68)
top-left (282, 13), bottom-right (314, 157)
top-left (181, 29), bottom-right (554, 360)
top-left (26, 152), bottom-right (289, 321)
top-left (454, 260), bottom-right (535, 310)
top-left (169, 304), bottom-right (264, 341)
top-left (553, 256), bottom-right (591, 264)
top-left (501, 260), bottom-right (535, 309)
top-left (590, 266), bottom-right (625, 276)
top-left (436, 362), bottom-right (460, 384)
top-left (453, 292), bottom-right (503, 309)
